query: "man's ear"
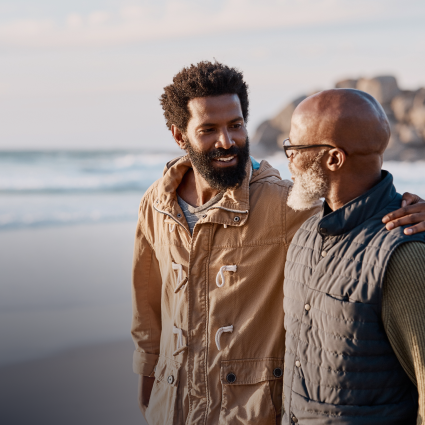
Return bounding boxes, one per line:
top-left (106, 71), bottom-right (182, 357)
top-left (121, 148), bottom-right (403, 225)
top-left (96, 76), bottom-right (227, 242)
top-left (171, 125), bottom-right (187, 150)
top-left (325, 148), bottom-right (346, 171)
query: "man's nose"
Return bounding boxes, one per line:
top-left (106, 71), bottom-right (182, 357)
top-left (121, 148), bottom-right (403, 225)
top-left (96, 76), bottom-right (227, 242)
top-left (215, 129), bottom-right (234, 150)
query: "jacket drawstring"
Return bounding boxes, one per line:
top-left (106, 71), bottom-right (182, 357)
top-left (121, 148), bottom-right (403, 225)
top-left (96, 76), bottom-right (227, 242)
top-left (215, 325), bottom-right (233, 351)
top-left (216, 265), bottom-right (237, 287)
top-left (169, 223), bottom-right (175, 232)
top-left (173, 326), bottom-right (187, 356)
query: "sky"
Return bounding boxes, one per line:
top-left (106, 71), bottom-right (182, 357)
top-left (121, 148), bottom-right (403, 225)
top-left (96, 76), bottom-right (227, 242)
top-left (1, 0), bottom-right (425, 150)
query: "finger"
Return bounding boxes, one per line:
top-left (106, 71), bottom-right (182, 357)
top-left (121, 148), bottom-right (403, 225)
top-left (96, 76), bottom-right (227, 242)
top-left (401, 192), bottom-right (421, 207)
top-left (383, 204), bottom-right (425, 224)
top-left (403, 222), bottom-right (425, 235)
top-left (385, 213), bottom-right (425, 230)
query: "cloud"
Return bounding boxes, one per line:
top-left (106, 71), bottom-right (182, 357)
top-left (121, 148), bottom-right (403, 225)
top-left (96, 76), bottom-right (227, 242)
top-left (67, 14), bottom-right (83, 29)
top-left (88, 11), bottom-right (110, 26)
top-left (0, 18), bottom-right (56, 41)
top-left (0, 0), bottom-right (424, 48)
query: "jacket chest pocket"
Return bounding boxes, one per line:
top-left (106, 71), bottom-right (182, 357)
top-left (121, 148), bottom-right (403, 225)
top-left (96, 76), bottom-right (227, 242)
top-left (145, 356), bottom-right (180, 425)
top-left (219, 358), bottom-right (284, 425)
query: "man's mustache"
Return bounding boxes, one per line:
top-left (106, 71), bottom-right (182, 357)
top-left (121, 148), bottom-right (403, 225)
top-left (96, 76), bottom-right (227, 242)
top-left (207, 146), bottom-right (241, 160)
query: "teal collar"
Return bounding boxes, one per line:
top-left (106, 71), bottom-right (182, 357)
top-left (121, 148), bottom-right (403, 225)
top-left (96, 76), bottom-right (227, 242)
top-left (250, 156), bottom-right (261, 170)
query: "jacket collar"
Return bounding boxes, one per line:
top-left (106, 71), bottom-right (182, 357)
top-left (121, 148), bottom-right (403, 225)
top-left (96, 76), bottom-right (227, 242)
top-left (317, 170), bottom-right (397, 237)
top-left (154, 154), bottom-right (254, 228)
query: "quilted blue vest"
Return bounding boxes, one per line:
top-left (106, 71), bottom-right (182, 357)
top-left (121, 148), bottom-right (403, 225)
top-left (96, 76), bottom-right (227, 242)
top-left (283, 171), bottom-right (422, 425)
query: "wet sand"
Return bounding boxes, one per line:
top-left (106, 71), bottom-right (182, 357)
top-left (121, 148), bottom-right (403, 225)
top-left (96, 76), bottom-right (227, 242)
top-left (0, 222), bottom-right (148, 423)
top-left (0, 222), bottom-right (137, 365)
top-left (0, 339), bottom-right (147, 425)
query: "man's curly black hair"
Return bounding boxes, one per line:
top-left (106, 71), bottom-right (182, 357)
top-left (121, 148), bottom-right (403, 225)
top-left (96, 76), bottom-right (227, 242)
top-left (160, 61), bottom-right (249, 132)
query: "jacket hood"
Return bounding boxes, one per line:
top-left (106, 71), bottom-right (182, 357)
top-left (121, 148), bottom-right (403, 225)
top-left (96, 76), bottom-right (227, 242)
top-left (155, 154), bottom-right (282, 229)
top-left (250, 158), bottom-right (281, 184)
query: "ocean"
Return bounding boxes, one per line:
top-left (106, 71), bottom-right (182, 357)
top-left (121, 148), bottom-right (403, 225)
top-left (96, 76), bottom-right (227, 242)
top-left (1, 150), bottom-right (424, 230)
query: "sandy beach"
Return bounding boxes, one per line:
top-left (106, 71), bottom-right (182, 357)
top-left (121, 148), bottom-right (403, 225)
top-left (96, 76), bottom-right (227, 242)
top-left (0, 339), bottom-right (147, 425)
top-left (0, 221), bottom-right (148, 424)
top-left (0, 221), bottom-right (138, 365)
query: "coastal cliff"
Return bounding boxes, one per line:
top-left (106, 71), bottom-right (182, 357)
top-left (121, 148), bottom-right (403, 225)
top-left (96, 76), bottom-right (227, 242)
top-left (252, 76), bottom-right (425, 161)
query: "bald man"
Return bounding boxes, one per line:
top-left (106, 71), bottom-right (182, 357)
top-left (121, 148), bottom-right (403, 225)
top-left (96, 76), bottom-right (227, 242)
top-left (282, 89), bottom-right (425, 424)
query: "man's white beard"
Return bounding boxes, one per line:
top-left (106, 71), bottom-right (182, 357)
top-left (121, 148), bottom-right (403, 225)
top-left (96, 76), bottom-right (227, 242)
top-left (287, 154), bottom-right (328, 211)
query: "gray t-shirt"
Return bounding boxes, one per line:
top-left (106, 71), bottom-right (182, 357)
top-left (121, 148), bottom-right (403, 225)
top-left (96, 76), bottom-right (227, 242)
top-left (177, 192), bottom-right (224, 234)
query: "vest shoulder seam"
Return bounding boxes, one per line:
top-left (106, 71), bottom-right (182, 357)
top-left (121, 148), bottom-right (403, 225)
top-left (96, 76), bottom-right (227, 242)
top-left (294, 227), bottom-right (406, 256)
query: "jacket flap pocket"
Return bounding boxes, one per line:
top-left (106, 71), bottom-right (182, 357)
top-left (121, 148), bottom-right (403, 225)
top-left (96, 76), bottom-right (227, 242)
top-left (154, 356), bottom-right (180, 388)
top-left (220, 358), bottom-right (284, 385)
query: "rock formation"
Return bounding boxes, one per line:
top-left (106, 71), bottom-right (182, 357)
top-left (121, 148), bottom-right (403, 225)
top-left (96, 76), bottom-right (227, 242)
top-left (252, 76), bottom-right (425, 161)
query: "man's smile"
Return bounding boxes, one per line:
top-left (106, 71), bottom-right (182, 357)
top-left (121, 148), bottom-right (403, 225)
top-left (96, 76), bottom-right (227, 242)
top-left (213, 154), bottom-right (237, 166)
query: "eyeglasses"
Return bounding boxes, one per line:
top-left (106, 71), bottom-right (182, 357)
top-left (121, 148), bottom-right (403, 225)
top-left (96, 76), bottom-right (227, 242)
top-left (283, 138), bottom-right (335, 159)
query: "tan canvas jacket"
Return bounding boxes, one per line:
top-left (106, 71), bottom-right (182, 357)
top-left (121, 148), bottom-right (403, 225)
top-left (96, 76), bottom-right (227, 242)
top-left (131, 155), bottom-right (319, 425)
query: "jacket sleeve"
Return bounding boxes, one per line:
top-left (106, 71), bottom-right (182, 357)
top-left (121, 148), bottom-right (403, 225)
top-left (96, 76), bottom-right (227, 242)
top-left (131, 201), bottom-right (162, 376)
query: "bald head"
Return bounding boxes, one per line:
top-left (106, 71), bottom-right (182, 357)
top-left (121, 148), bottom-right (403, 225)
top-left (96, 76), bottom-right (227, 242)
top-left (287, 89), bottom-right (391, 211)
top-left (290, 89), bottom-right (390, 156)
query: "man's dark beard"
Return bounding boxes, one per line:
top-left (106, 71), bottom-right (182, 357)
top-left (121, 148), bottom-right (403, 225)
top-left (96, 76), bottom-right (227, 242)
top-left (186, 137), bottom-right (250, 191)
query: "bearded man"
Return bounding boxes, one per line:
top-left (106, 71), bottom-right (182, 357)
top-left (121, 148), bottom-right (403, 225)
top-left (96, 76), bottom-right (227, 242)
top-left (131, 62), bottom-right (425, 425)
top-left (283, 89), bottom-right (425, 424)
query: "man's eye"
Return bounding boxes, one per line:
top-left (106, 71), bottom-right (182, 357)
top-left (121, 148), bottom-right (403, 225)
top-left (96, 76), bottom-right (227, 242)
top-left (231, 123), bottom-right (242, 129)
top-left (201, 128), bottom-right (214, 133)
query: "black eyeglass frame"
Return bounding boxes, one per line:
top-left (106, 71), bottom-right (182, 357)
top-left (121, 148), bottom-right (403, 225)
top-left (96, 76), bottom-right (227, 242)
top-left (282, 138), bottom-right (335, 159)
